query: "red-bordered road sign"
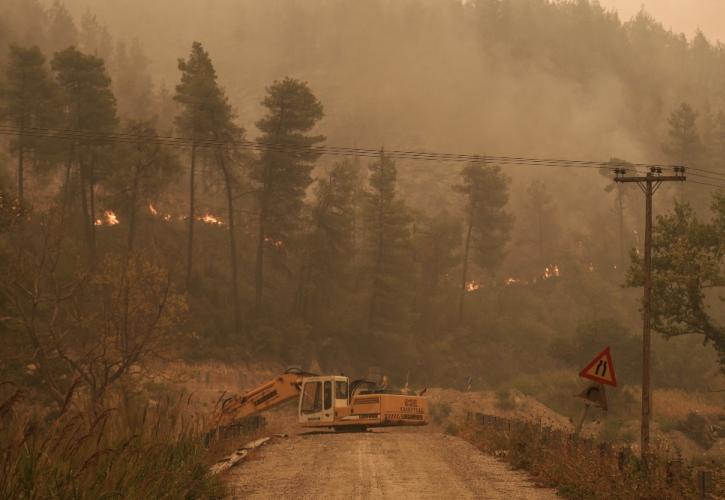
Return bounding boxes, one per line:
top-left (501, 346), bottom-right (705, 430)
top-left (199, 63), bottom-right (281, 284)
top-left (579, 346), bottom-right (617, 387)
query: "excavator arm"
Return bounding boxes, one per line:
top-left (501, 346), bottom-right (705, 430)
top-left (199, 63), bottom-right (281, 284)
top-left (212, 368), bottom-right (312, 429)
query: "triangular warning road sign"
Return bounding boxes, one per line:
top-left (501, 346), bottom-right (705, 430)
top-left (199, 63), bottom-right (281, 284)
top-left (579, 347), bottom-right (617, 387)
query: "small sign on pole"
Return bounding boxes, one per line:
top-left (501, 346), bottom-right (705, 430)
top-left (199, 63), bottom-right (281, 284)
top-left (579, 346), bottom-right (617, 387)
top-left (576, 383), bottom-right (608, 411)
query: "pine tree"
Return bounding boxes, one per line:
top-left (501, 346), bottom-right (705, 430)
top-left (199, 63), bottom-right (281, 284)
top-left (156, 80), bottom-right (176, 133)
top-left (174, 41), bottom-right (244, 331)
top-left (0, 45), bottom-right (60, 207)
top-left (174, 41), bottom-right (223, 288)
top-left (253, 77), bottom-right (324, 313)
top-left (523, 179), bottom-right (557, 266)
top-left (79, 9), bottom-right (100, 54)
top-left (47, 1), bottom-right (78, 51)
top-left (51, 46), bottom-right (117, 259)
top-left (705, 111), bottom-right (725, 177)
top-left (115, 39), bottom-right (154, 120)
top-left (413, 210), bottom-right (461, 332)
top-left (664, 103), bottom-right (702, 165)
top-left (364, 151), bottom-right (415, 335)
top-left (102, 120), bottom-right (181, 253)
top-left (297, 160), bottom-right (359, 323)
top-left (454, 162), bottom-right (512, 322)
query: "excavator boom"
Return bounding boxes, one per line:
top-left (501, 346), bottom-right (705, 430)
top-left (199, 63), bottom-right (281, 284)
top-left (214, 371), bottom-right (306, 429)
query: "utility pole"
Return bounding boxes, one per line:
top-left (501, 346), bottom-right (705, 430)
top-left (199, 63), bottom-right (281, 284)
top-left (614, 166), bottom-right (686, 460)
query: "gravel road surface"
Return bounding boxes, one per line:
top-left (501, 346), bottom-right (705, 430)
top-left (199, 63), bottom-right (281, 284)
top-left (225, 429), bottom-right (560, 499)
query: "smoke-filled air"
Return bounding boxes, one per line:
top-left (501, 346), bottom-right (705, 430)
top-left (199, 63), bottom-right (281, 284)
top-left (0, 1), bottom-right (724, 498)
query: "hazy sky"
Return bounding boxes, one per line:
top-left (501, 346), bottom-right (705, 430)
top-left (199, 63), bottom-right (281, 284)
top-left (598, 0), bottom-right (725, 42)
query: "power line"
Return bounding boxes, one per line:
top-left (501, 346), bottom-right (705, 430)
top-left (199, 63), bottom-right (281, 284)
top-left (0, 124), bottom-right (675, 173)
top-left (689, 179), bottom-right (725, 190)
top-left (685, 165), bottom-right (725, 180)
top-left (688, 171), bottom-right (725, 182)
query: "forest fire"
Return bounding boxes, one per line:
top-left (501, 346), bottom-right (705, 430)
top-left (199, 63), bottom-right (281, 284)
top-left (465, 280), bottom-right (480, 292)
top-left (264, 236), bottom-right (284, 249)
top-left (543, 264), bottom-right (560, 280)
top-left (94, 210), bottom-right (120, 226)
top-left (199, 213), bottom-right (224, 226)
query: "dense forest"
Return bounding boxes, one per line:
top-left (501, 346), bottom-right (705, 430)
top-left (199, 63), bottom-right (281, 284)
top-left (1, 0), bottom-right (724, 400)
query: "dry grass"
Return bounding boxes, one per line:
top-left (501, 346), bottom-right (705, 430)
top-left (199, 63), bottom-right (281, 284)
top-left (457, 412), bottom-right (724, 500)
top-left (0, 385), bottom-right (226, 500)
top-left (653, 388), bottom-right (723, 421)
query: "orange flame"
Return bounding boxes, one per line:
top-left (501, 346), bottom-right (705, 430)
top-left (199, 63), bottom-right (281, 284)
top-left (264, 236), bottom-right (284, 249)
top-left (95, 210), bottom-right (119, 226)
top-left (465, 280), bottom-right (480, 292)
top-left (543, 264), bottom-right (560, 280)
top-left (199, 213), bottom-right (224, 225)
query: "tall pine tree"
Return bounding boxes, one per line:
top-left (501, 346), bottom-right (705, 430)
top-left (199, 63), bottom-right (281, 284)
top-left (0, 45), bottom-right (60, 207)
top-left (253, 77), bottom-right (324, 314)
top-left (364, 151), bottom-right (415, 336)
top-left (174, 42), bottom-right (245, 331)
top-left (52, 46), bottom-right (117, 259)
top-left (297, 160), bottom-right (359, 325)
top-left (454, 162), bottom-right (512, 322)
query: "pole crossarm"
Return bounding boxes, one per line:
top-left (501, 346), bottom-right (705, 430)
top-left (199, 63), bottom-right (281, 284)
top-left (614, 175), bottom-right (685, 183)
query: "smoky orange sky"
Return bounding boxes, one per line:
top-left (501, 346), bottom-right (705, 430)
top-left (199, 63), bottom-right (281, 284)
top-left (598, 0), bottom-right (725, 42)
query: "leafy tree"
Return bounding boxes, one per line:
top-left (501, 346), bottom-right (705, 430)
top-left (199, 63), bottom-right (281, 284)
top-left (52, 47), bottom-right (117, 259)
top-left (627, 195), bottom-right (725, 372)
top-left (175, 41), bottom-right (244, 330)
top-left (253, 77), bottom-right (324, 313)
top-left (454, 162), bottom-right (512, 322)
top-left (0, 45), bottom-right (60, 206)
top-left (364, 151), bottom-right (415, 335)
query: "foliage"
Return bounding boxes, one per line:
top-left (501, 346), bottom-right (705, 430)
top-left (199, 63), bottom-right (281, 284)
top-left (1, 217), bottom-right (188, 411)
top-left (627, 197), bottom-right (725, 372)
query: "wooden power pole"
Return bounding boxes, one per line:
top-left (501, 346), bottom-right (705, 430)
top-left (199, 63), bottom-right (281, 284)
top-left (614, 166), bottom-right (686, 459)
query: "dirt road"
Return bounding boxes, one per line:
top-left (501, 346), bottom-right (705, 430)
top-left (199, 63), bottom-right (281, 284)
top-left (225, 429), bottom-right (560, 499)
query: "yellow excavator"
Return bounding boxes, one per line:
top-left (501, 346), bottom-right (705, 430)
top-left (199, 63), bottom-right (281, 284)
top-left (213, 368), bottom-right (428, 432)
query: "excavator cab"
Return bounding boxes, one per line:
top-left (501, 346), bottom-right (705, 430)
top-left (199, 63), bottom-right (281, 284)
top-left (297, 376), bottom-right (349, 425)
